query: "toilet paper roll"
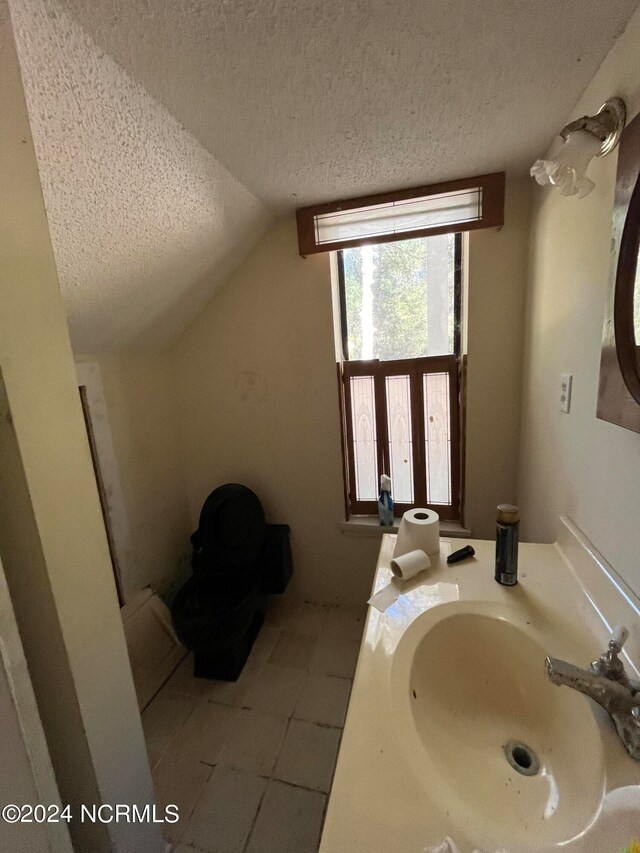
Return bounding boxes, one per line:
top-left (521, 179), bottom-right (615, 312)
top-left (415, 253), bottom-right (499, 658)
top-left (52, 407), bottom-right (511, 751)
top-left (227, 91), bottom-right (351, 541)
top-left (390, 549), bottom-right (430, 580)
top-left (368, 549), bottom-right (432, 612)
top-left (393, 508), bottom-right (440, 558)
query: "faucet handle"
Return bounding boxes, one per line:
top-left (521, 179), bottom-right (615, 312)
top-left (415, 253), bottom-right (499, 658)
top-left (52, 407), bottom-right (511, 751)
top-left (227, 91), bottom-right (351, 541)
top-left (610, 625), bottom-right (629, 651)
top-left (590, 625), bottom-right (629, 682)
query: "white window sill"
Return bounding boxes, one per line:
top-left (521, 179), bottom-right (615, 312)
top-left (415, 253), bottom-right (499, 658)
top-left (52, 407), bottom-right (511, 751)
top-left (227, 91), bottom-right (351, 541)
top-left (340, 516), bottom-right (471, 538)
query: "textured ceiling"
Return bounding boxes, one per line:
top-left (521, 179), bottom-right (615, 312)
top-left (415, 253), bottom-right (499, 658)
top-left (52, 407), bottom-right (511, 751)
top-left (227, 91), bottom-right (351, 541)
top-left (10, 0), bottom-right (272, 351)
top-left (52, 0), bottom-right (639, 211)
top-left (8, 0), bottom-right (640, 350)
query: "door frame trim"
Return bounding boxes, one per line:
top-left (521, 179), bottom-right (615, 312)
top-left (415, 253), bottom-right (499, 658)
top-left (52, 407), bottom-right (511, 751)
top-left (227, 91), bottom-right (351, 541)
top-left (75, 362), bottom-right (133, 604)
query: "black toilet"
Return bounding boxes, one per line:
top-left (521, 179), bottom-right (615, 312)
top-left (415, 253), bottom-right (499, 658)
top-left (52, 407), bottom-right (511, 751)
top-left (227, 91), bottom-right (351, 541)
top-left (171, 484), bottom-right (292, 681)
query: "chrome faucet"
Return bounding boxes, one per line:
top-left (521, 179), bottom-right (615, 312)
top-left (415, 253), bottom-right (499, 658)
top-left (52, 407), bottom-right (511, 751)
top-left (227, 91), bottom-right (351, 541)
top-left (545, 626), bottom-right (640, 760)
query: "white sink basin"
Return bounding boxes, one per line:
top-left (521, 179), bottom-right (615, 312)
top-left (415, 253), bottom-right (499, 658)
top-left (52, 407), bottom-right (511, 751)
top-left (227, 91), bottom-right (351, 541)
top-left (402, 608), bottom-right (605, 849)
top-left (321, 533), bottom-right (640, 853)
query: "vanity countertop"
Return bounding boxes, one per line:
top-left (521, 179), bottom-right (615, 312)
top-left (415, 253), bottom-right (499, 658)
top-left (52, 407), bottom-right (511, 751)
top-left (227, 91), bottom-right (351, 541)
top-left (319, 529), bottom-right (640, 853)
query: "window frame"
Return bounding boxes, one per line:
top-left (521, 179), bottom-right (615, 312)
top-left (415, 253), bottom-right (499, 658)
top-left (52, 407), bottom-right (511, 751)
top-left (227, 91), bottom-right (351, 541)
top-left (336, 234), bottom-right (464, 522)
top-left (296, 172), bottom-right (504, 256)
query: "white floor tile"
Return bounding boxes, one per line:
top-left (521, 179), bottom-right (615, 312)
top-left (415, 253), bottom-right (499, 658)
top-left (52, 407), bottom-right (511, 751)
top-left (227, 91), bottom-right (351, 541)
top-left (164, 655), bottom-right (215, 700)
top-left (164, 653), bottom-right (255, 707)
top-left (218, 708), bottom-right (288, 775)
top-left (182, 766), bottom-right (267, 853)
top-left (203, 659), bottom-right (257, 707)
top-left (293, 674), bottom-right (351, 728)
top-left (246, 780), bottom-right (325, 853)
top-left (285, 602), bottom-right (328, 636)
top-left (324, 606), bottom-right (367, 641)
top-left (144, 594), bottom-right (349, 853)
top-left (268, 630), bottom-right (317, 671)
top-left (164, 701), bottom-right (238, 765)
top-left (308, 634), bottom-right (360, 679)
top-left (241, 663), bottom-right (305, 718)
top-left (153, 754), bottom-right (213, 843)
top-left (248, 623), bottom-right (282, 664)
top-left (264, 595), bottom-right (295, 627)
top-left (273, 719), bottom-right (341, 793)
top-left (142, 691), bottom-right (195, 756)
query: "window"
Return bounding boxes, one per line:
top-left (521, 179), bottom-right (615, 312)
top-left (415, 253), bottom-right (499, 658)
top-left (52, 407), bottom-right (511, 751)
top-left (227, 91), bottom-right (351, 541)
top-left (296, 172), bottom-right (504, 255)
top-left (300, 173), bottom-right (500, 521)
top-left (337, 234), bottom-right (463, 521)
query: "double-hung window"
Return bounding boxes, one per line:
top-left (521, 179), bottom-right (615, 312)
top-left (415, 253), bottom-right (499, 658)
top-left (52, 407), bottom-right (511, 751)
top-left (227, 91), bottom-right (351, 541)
top-left (336, 234), bottom-right (463, 520)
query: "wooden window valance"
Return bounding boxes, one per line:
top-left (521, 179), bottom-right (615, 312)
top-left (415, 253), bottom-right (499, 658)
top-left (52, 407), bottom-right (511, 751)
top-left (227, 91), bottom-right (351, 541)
top-left (296, 172), bottom-right (505, 256)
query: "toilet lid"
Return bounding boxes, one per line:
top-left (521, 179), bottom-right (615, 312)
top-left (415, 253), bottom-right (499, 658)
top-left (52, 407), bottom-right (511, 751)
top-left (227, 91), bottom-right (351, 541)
top-left (195, 483), bottom-right (266, 568)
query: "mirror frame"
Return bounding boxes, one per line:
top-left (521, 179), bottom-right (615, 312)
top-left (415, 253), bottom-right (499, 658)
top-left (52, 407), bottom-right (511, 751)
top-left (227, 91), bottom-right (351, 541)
top-left (597, 108), bottom-right (640, 433)
top-left (613, 170), bottom-right (640, 402)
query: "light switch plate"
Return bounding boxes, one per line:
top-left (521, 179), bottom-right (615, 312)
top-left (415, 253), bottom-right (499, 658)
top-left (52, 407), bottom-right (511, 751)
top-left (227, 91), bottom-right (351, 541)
top-left (560, 373), bottom-right (572, 413)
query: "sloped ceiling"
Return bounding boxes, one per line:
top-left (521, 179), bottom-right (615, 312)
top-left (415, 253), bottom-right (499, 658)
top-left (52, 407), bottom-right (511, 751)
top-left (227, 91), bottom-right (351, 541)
top-left (10, 0), bottom-right (273, 352)
top-left (9, 0), bottom-right (640, 351)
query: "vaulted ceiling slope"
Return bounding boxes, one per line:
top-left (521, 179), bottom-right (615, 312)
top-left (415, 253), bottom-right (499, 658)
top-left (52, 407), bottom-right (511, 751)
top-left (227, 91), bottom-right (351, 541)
top-left (10, 0), bottom-right (273, 352)
top-left (54, 0), bottom-right (640, 211)
top-left (9, 0), bottom-right (640, 352)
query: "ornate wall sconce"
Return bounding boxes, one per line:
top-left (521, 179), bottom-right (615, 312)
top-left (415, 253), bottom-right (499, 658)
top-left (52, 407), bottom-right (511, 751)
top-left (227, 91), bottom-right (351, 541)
top-left (531, 97), bottom-right (626, 197)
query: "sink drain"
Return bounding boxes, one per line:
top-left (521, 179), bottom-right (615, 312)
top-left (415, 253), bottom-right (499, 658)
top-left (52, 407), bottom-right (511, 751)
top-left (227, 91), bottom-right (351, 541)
top-left (503, 740), bottom-right (540, 776)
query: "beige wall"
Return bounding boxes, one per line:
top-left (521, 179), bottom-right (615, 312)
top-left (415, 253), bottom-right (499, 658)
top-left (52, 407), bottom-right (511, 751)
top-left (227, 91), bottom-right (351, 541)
top-left (0, 5), bottom-right (162, 850)
top-left (171, 220), bottom-right (381, 605)
top-left (76, 353), bottom-right (192, 602)
top-left (519, 6), bottom-right (640, 595)
top-left (170, 186), bottom-right (530, 603)
top-left (466, 178), bottom-right (531, 537)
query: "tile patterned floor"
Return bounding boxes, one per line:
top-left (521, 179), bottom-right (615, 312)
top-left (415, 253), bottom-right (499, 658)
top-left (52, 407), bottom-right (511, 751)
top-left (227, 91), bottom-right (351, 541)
top-left (143, 597), bottom-right (367, 853)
